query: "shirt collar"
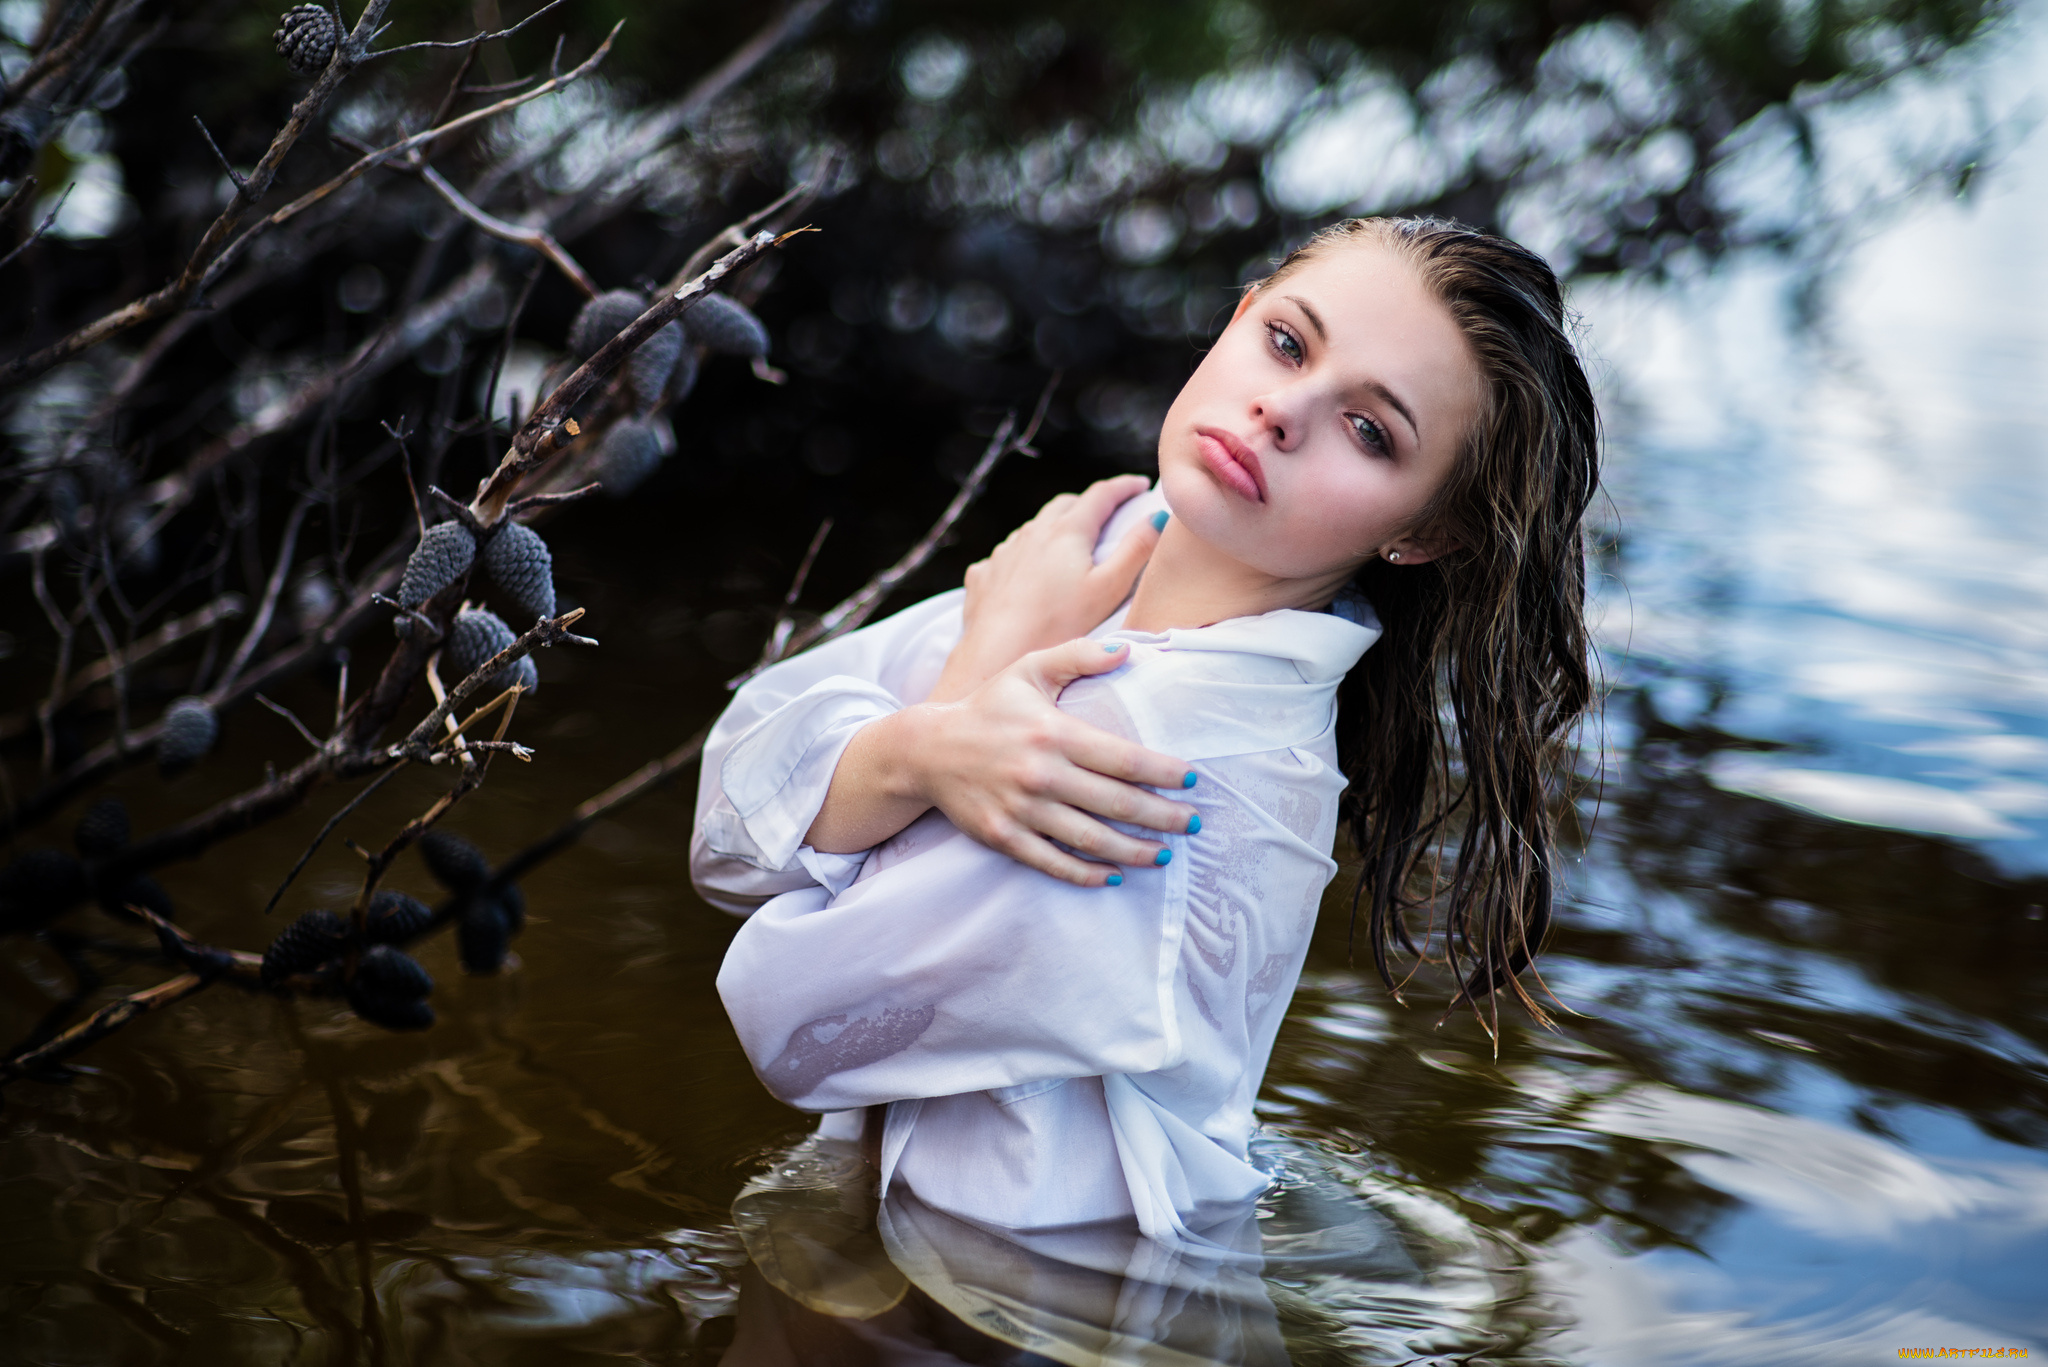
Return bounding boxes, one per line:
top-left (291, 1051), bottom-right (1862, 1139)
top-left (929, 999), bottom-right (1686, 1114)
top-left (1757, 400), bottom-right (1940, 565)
top-left (1093, 606), bottom-right (1381, 758)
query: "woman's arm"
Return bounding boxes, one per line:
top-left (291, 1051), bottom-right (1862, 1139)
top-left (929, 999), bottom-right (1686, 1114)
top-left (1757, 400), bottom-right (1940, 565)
top-left (805, 479), bottom-right (1199, 885)
top-left (804, 639), bottom-right (1200, 883)
top-left (696, 479), bottom-right (1191, 908)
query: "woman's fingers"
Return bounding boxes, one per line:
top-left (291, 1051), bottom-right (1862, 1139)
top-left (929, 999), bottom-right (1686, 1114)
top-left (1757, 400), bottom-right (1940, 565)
top-left (1043, 765), bottom-right (1196, 837)
top-left (981, 822), bottom-right (1123, 888)
top-left (1025, 798), bottom-right (1174, 867)
top-left (1026, 636), bottom-right (1141, 692)
top-left (1091, 504), bottom-right (1165, 601)
top-left (1056, 714), bottom-right (1197, 794)
top-left (1067, 474), bottom-right (1153, 532)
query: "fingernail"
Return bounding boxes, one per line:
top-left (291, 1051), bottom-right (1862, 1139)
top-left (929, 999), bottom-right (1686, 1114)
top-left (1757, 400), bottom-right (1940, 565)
top-left (1154, 848), bottom-right (1172, 866)
top-left (1182, 772), bottom-right (1198, 789)
top-left (1103, 642), bottom-right (1124, 653)
top-left (1186, 813), bottom-right (1201, 835)
top-left (1105, 873), bottom-right (1123, 887)
top-left (1150, 510), bottom-right (1170, 532)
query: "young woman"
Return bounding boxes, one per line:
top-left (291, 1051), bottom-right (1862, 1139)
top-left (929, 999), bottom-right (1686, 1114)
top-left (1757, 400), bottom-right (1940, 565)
top-left (694, 217), bottom-right (1597, 1246)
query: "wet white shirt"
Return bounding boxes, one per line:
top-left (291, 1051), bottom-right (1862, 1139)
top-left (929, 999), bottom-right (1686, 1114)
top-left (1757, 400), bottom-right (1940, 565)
top-left (695, 490), bottom-right (1380, 1243)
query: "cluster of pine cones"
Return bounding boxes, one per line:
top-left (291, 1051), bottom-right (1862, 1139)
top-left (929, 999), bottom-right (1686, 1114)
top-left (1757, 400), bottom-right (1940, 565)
top-left (568, 289), bottom-right (772, 496)
top-left (392, 500), bottom-right (559, 696)
top-left (0, 797), bottom-right (172, 936)
top-left (259, 830), bottom-right (524, 1031)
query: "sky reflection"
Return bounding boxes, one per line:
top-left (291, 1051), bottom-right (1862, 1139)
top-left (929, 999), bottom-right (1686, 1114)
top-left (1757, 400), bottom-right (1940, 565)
top-left (1581, 0), bottom-right (2048, 871)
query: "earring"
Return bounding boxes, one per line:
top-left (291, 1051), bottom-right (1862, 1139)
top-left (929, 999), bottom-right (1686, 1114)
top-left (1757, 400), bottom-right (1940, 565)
top-left (1385, 548), bottom-right (1402, 562)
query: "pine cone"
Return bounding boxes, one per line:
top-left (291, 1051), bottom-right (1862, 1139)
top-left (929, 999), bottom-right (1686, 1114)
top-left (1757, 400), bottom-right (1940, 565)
top-left (98, 873), bottom-right (174, 925)
top-left (0, 849), bottom-right (90, 934)
top-left (353, 943), bottom-right (432, 997)
top-left (457, 898), bottom-right (511, 974)
top-left (683, 293), bottom-right (769, 357)
top-left (626, 321), bottom-right (683, 413)
top-left (594, 418), bottom-right (664, 497)
top-left (262, 909), bottom-right (352, 983)
top-left (443, 608), bottom-right (524, 693)
top-left (73, 796), bottom-right (130, 859)
top-left (274, 4), bottom-right (339, 75)
top-left (363, 890), bottom-right (432, 945)
top-left (482, 521), bottom-right (555, 623)
top-left (348, 945), bottom-right (435, 1030)
top-left (351, 993), bottom-right (435, 1031)
top-left (418, 830), bottom-right (489, 894)
top-left (668, 345), bottom-right (700, 403)
top-left (495, 880), bottom-right (526, 933)
top-left (567, 290), bottom-right (647, 360)
top-left (395, 520), bottom-right (476, 608)
top-left (157, 697), bottom-right (218, 775)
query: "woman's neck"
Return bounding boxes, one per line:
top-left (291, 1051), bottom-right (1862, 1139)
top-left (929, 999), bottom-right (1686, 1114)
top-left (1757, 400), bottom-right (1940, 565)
top-left (1122, 522), bottom-right (1353, 634)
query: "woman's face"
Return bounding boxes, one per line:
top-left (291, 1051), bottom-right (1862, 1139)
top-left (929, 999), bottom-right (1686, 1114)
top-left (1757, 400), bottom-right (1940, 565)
top-left (1156, 241), bottom-right (1484, 586)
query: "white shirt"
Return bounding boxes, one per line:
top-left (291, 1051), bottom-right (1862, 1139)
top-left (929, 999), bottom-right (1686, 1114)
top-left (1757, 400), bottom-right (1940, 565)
top-left (694, 489), bottom-right (1381, 1244)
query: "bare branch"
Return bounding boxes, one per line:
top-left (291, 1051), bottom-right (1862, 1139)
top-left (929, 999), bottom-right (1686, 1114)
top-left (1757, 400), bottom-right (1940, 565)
top-left (417, 163), bottom-right (596, 297)
top-left (491, 726), bottom-right (709, 889)
top-left (255, 693), bottom-right (324, 752)
top-left (392, 609), bottom-right (593, 760)
top-left (366, 0), bottom-right (572, 58)
top-left (0, 175), bottom-right (38, 225)
top-left (28, 546), bottom-right (75, 777)
top-left (192, 116), bottom-right (247, 193)
top-left (0, 972), bottom-right (211, 1085)
top-left (0, 184), bottom-right (73, 274)
top-left (2, 0), bottom-right (122, 99)
top-left (259, 763), bottom-right (403, 917)
top-left (504, 482), bottom-right (600, 517)
top-left (218, 494), bottom-right (312, 693)
top-left (754, 517), bottom-right (833, 669)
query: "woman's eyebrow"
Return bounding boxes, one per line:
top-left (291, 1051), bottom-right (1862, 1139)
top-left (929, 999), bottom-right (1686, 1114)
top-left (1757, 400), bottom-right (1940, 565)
top-left (1282, 294), bottom-right (1325, 339)
top-left (1365, 381), bottom-right (1420, 445)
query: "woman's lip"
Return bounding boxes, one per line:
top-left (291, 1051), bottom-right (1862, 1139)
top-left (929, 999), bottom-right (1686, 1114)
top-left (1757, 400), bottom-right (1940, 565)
top-left (1195, 429), bottom-right (1266, 503)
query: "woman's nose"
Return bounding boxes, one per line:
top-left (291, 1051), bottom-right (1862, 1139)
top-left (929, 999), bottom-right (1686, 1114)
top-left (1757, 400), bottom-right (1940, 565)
top-left (1250, 393), bottom-right (1305, 452)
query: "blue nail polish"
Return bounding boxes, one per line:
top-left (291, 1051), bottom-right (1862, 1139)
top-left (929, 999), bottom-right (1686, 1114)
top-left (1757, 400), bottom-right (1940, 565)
top-left (1154, 848), bottom-right (1173, 866)
top-left (1105, 873), bottom-right (1123, 887)
top-left (1186, 813), bottom-right (1201, 835)
top-left (1150, 510), bottom-right (1170, 532)
top-left (1182, 772), bottom-right (1198, 789)
top-left (1103, 642), bottom-right (1123, 653)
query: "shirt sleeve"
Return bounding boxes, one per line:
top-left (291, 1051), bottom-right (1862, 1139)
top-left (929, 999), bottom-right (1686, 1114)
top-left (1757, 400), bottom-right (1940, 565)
top-left (715, 805), bottom-right (1189, 1112)
top-left (689, 589), bottom-right (964, 915)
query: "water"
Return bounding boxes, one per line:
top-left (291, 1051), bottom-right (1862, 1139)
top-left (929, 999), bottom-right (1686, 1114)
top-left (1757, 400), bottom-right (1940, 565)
top-left (5, 17), bottom-right (2048, 1367)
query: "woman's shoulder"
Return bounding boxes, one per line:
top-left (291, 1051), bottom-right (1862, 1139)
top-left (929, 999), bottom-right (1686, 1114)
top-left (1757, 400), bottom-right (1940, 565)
top-left (1062, 606), bottom-right (1375, 762)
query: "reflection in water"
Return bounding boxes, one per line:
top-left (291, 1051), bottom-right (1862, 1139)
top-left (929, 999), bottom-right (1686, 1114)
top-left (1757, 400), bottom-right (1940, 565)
top-left (722, 1130), bottom-right (1501, 1366)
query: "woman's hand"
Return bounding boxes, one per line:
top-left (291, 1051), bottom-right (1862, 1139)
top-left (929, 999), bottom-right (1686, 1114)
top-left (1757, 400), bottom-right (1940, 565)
top-left (929, 475), bottom-right (1163, 703)
top-left (805, 638), bottom-right (1199, 886)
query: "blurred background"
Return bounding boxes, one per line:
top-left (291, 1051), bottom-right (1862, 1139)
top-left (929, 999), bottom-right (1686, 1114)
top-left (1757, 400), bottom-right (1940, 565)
top-left (1, 0), bottom-right (2044, 1361)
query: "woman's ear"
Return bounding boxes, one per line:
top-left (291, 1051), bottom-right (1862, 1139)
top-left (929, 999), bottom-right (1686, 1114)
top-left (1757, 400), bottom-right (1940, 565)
top-left (1384, 532), bottom-right (1463, 566)
top-left (1227, 287), bottom-right (1260, 327)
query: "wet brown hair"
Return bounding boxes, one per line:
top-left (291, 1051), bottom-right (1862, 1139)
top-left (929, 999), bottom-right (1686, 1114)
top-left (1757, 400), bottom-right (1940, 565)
top-left (1253, 216), bottom-right (1598, 1032)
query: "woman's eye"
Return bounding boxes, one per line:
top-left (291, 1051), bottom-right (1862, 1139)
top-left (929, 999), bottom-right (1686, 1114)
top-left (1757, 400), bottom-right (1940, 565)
top-left (1349, 413), bottom-right (1389, 454)
top-left (1267, 324), bottom-right (1302, 364)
